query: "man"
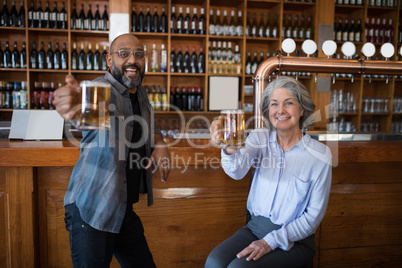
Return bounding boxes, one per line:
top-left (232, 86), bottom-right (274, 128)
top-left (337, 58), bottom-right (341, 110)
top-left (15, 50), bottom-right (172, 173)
top-left (54, 34), bottom-right (170, 267)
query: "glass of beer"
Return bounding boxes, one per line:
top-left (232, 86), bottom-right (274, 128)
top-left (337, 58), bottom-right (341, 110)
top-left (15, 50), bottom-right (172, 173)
top-left (71, 81), bottom-right (111, 130)
top-left (220, 109), bottom-right (245, 147)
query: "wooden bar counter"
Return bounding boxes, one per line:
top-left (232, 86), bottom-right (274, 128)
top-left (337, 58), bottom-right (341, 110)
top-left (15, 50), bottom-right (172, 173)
top-left (0, 138), bottom-right (402, 268)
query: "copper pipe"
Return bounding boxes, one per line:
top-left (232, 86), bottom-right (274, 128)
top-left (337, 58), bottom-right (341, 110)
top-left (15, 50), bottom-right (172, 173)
top-left (253, 55), bottom-right (402, 128)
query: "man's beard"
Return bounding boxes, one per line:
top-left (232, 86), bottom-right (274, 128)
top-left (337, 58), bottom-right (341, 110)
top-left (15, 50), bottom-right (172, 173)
top-left (112, 61), bottom-right (145, 89)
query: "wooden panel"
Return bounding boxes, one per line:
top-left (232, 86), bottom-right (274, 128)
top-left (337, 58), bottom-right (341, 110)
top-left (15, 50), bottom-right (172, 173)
top-left (319, 245), bottom-right (402, 268)
top-left (0, 191), bottom-right (7, 268)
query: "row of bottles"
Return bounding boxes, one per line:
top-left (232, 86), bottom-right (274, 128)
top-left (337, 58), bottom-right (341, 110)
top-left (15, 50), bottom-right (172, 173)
top-left (170, 86), bottom-right (203, 111)
top-left (281, 14), bottom-right (313, 39)
top-left (70, 3), bottom-right (108, 30)
top-left (209, 9), bottom-right (243, 36)
top-left (170, 45), bottom-right (205, 73)
top-left (334, 18), bottom-right (362, 42)
top-left (336, 0), bottom-right (396, 6)
top-left (30, 41), bottom-right (68, 70)
top-left (208, 41), bottom-right (241, 75)
top-left (71, 42), bottom-right (108, 71)
top-left (28, 1), bottom-right (67, 29)
top-left (31, 81), bottom-right (60, 109)
top-left (391, 118), bottom-right (402, 132)
top-left (0, 41), bottom-right (26, 68)
top-left (145, 44), bottom-right (167, 72)
top-left (145, 84), bottom-right (168, 111)
top-left (365, 18), bottom-right (393, 44)
top-left (245, 50), bottom-right (276, 75)
top-left (330, 89), bottom-right (358, 114)
top-left (1, 0), bottom-right (25, 27)
top-left (0, 80), bottom-right (28, 109)
top-left (246, 12), bottom-right (279, 38)
top-left (131, 5), bottom-right (167, 33)
top-left (170, 6), bottom-right (205, 34)
top-left (335, 0), bottom-right (363, 5)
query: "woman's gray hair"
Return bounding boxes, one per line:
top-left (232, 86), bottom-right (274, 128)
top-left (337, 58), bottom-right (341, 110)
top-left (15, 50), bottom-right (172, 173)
top-left (260, 76), bottom-right (316, 130)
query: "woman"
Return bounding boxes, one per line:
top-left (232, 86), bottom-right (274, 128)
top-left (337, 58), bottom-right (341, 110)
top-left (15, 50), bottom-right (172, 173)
top-left (206, 76), bottom-right (332, 268)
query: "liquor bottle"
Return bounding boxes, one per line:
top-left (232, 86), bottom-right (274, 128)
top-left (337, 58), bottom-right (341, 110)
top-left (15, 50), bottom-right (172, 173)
top-left (385, 18), bottom-right (393, 43)
top-left (94, 43), bottom-right (100, 70)
top-left (272, 13), bottom-right (278, 38)
top-left (305, 16), bottom-right (313, 39)
top-left (94, 4), bottom-right (101, 30)
top-left (101, 44), bottom-right (107, 70)
top-left (216, 41), bottom-right (222, 60)
top-left (38, 41), bottom-right (46, 69)
top-left (173, 86), bottom-right (181, 109)
top-left (176, 7), bottom-right (183, 33)
top-left (145, 6), bottom-right (151, 32)
top-left (183, 46), bottom-right (190, 73)
top-left (60, 2), bottom-right (67, 29)
top-left (71, 42), bottom-right (78, 70)
top-left (160, 44), bottom-right (167, 72)
top-left (101, 5), bottom-right (108, 30)
top-left (61, 42), bottom-right (68, 70)
top-left (20, 81), bottom-right (28, 109)
top-left (78, 4), bottom-right (85, 30)
top-left (221, 41), bottom-right (227, 61)
top-left (379, 18), bottom-right (386, 43)
top-left (151, 43), bottom-right (158, 72)
top-left (354, 18), bottom-right (361, 42)
top-left (3, 41), bottom-right (11, 68)
top-left (46, 42), bottom-right (53, 69)
top-left (30, 41), bottom-right (38, 68)
top-left (265, 13), bottom-right (271, 38)
top-left (50, 2), bottom-right (57, 28)
top-left (10, 0), bottom-right (18, 27)
top-left (43, 1), bottom-right (50, 28)
top-left (181, 87), bottom-right (187, 111)
top-left (374, 18), bottom-right (381, 43)
top-left (36, 1), bottom-right (43, 28)
top-left (0, 42), bottom-right (3, 68)
top-left (160, 6), bottom-right (167, 32)
top-left (170, 45), bottom-right (176, 72)
top-left (176, 45), bottom-right (183, 73)
top-left (251, 12), bottom-right (257, 37)
top-left (199, 8), bottom-right (205, 34)
top-left (235, 11), bottom-right (243, 37)
top-left (245, 12), bottom-right (250, 37)
top-left (131, 6), bottom-right (137, 32)
top-left (18, 0), bottom-right (25, 27)
top-left (86, 43), bottom-right (93, 70)
top-left (285, 15), bottom-right (292, 38)
top-left (336, 18), bottom-right (343, 41)
top-left (191, 7), bottom-right (198, 34)
top-left (245, 50), bottom-right (252, 75)
top-left (143, 44), bottom-right (148, 72)
top-left (20, 41), bottom-right (26, 68)
top-left (138, 5), bottom-right (144, 32)
top-left (184, 7), bottom-right (190, 34)
top-left (348, 19), bottom-right (355, 42)
top-left (188, 87), bottom-right (195, 111)
top-left (198, 46), bottom-right (205, 73)
top-left (222, 10), bottom-right (229, 36)
top-left (234, 44), bottom-right (241, 74)
top-left (78, 42), bottom-right (85, 70)
top-left (293, 15), bottom-right (299, 39)
top-left (170, 6), bottom-right (176, 33)
top-left (258, 13), bottom-right (265, 38)
top-left (85, 4), bottom-right (93, 30)
top-left (169, 86), bottom-right (175, 108)
top-left (368, 17), bottom-right (375, 43)
top-left (161, 85), bottom-right (167, 111)
top-left (215, 9), bottom-right (222, 35)
top-left (196, 87), bottom-right (203, 111)
top-left (152, 6), bottom-right (158, 32)
top-left (229, 10), bottom-right (236, 36)
top-left (1, 0), bottom-right (10, 26)
top-left (251, 50), bottom-right (258, 74)
top-left (70, 3), bottom-right (77, 29)
top-left (28, 2), bottom-right (35, 27)
top-left (11, 41), bottom-right (20, 68)
top-left (54, 42), bottom-right (61, 69)
top-left (259, 50), bottom-right (264, 65)
top-left (190, 46), bottom-right (197, 73)
top-left (209, 9), bottom-right (215, 35)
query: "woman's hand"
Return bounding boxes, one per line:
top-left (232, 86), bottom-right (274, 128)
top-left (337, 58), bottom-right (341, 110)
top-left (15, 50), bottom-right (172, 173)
top-left (53, 75), bottom-right (80, 121)
top-left (236, 239), bottom-right (272, 261)
top-left (209, 119), bottom-right (238, 155)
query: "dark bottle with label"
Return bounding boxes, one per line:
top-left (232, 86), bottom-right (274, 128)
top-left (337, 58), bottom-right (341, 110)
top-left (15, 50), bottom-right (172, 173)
top-left (170, 45), bottom-right (176, 72)
top-left (251, 12), bottom-right (257, 37)
top-left (196, 87), bottom-right (203, 111)
top-left (18, 0), bottom-right (25, 27)
top-left (355, 18), bottom-right (362, 42)
top-left (145, 6), bottom-right (151, 32)
top-left (160, 6), bottom-right (167, 32)
top-left (28, 2), bottom-right (34, 27)
top-left (176, 7), bottom-right (183, 33)
top-left (30, 41), bottom-right (38, 69)
top-left (181, 87), bottom-right (188, 111)
top-left (11, 41), bottom-right (20, 68)
top-left (198, 46), bottom-right (205, 73)
top-left (71, 42), bottom-right (78, 70)
top-left (245, 50), bottom-right (252, 75)
top-left (86, 43), bottom-right (93, 70)
top-left (61, 42), bottom-right (68, 70)
top-left (170, 87), bottom-right (175, 108)
top-left (170, 6), bottom-right (176, 33)
top-left (9, 0), bottom-right (18, 27)
top-left (46, 42), bottom-right (53, 69)
top-left (183, 46), bottom-right (190, 73)
top-left (43, 1), bottom-right (51, 28)
top-left (131, 6), bottom-right (137, 32)
top-left (50, 2), bottom-right (58, 28)
top-left (59, 2), bottom-right (67, 29)
top-left (70, 3), bottom-right (77, 29)
top-left (78, 43), bottom-right (86, 70)
top-left (78, 4), bottom-right (85, 30)
top-left (102, 5), bottom-right (108, 30)
top-left (1, 0), bottom-right (10, 26)
top-left (0, 42), bottom-right (3, 68)
top-left (101, 44), bottom-right (107, 70)
top-left (152, 6), bottom-right (159, 32)
top-left (191, 7), bottom-right (198, 34)
top-left (94, 4), bottom-right (101, 30)
top-left (85, 4), bottom-right (93, 30)
top-left (137, 5), bottom-right (144, 32)
top-left (20, 41), bottom-right (26, 68)
top-left (199, 8), bottom-right (205, 34)
top-left (54, 42), bottom-right (61, 69)
top-left (38, 41), bottom-right (46, 69)
top-left (174, 87), bottom-right (181, 109)
top-left (94, 43), bottom-right (101, 70)
top-left (36, 1), bottom-right (43, 28)
top-left (190, 46), bottom-right (197, 73)
top-left (176, 45), bottom-right (183, 72)
top-left (4, 41), bottom-right (12, 68)
top-left (187, 87), bottom-right (195, 111)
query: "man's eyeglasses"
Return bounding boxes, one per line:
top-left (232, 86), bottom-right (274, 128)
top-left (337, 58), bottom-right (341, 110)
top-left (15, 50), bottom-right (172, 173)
top-left (111, 50), bottom-right (146, 60)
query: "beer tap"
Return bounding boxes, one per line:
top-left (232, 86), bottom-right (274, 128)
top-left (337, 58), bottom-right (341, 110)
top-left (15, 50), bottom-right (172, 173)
top-left (301, 39), bottom-right (317, 79)
top-left (322, 40), bottom-right (337, 84)
top-left (281, 38), bottom-right (296, 77)
top-left (341, 42), bottom-right (356, 83)
top-left (295, 49), bottom-right (300, 80)
top-left (362, 42), bottom-right (375, 84)
top-left (380, 43), bottom-right (395, 84)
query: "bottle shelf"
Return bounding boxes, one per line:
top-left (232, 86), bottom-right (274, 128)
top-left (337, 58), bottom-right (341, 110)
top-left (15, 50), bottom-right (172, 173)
top-left (70, 70), bottom-right (106, 74)
top-left (146, 72), bottom-right (169, 76)
top-left (361, 112), bottom-right (390, 116)
top-left (132, 32), bottom-right (169, 37)
top-left (70, 30), bottom-right (109, 36)
top-left (29, 69), bottom-right (69, 73)
top-left (0, 26), bottom-right (26, 31)
top-left (0, 68), bottom-right (27, 72)
top-left (29, 28), bottom-right (69, 33)
top-left (170, 73), bottom-right (206, 77)
top-left (244, 37), bottom-right (280, 41)
top-left (208, 35), bottom-right (244, 40)
top-left (208, 73), bottom-right (242, 77)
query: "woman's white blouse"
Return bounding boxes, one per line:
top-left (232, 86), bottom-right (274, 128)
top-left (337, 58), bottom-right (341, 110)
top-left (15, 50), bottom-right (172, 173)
top-left (221, 129), bottom-right (332, 251)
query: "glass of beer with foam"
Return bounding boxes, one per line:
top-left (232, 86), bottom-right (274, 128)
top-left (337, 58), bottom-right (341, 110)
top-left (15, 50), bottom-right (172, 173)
top-left (220, 109), bottom-right (245, 147)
